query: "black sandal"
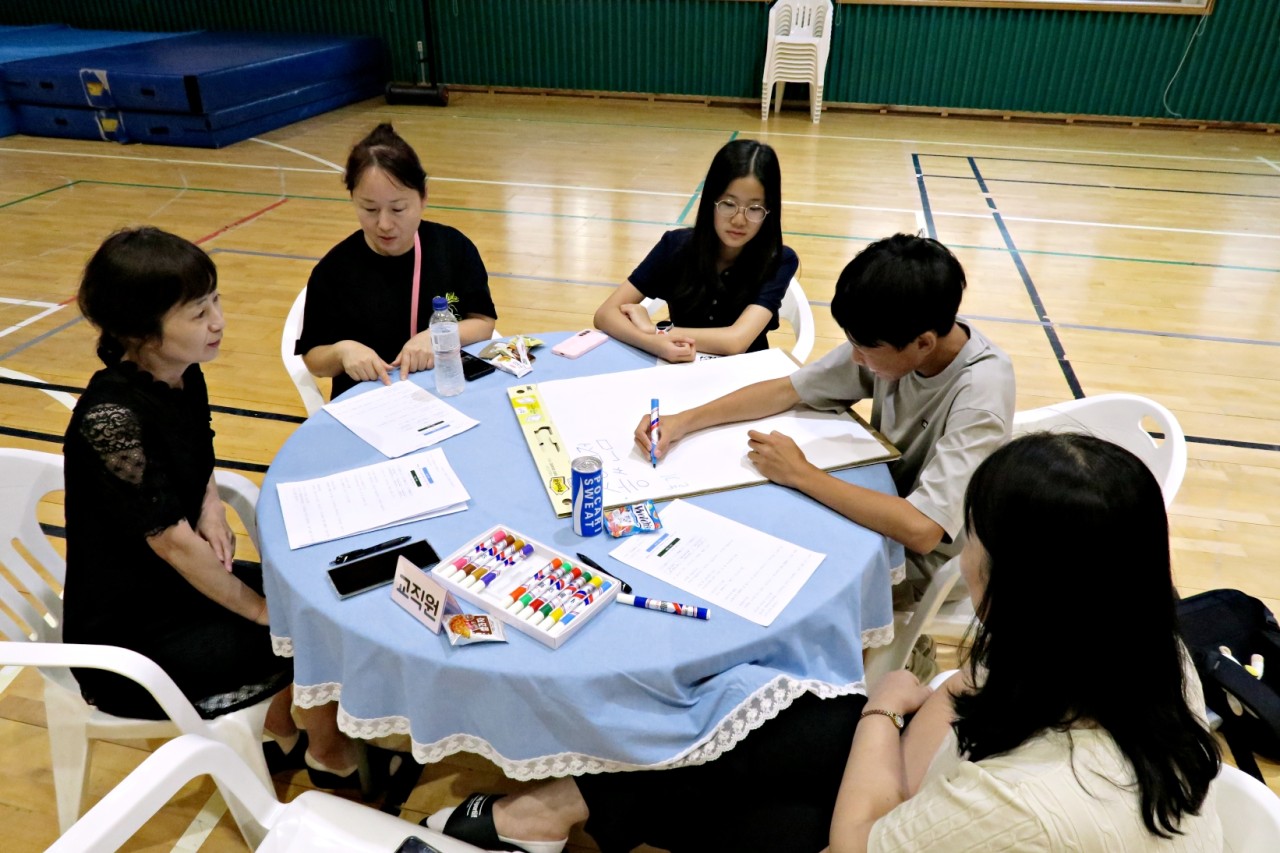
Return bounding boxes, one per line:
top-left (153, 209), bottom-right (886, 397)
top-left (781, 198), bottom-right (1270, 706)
top-left (422, 793), bottom-right (566, 853)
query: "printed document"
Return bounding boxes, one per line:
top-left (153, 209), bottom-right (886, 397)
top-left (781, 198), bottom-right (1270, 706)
top-left (324, 380), bottom-right (478, 457)
top-left (277, 448), bottom-right (469, 549)
top-left (608, 500), bottom-right (825, 626)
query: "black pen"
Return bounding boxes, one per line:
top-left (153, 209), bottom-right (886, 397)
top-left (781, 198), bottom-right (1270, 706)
top-left (332, 536), bottom-right (411, 565)
top-left (576, 552), bottom-right (633, 594)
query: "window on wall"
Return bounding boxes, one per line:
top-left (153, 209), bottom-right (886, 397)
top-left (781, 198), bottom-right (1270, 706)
top-left (840, 0), bottom-right (1215, 14)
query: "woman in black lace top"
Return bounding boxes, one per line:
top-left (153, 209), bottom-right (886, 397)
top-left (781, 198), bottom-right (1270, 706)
top-left (63, 228), bottom-right (363, 787)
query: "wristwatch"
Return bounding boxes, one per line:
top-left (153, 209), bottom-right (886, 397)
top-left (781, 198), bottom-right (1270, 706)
top-left (860, 708), bottom-right (905, 730)
top-left (656, 320), bottom-right (674, 334)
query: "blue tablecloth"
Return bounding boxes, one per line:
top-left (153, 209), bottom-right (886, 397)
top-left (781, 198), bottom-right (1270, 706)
top-left (258, 333), bottom-right (903, 779)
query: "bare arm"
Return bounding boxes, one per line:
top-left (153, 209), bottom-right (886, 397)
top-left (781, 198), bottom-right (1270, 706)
top-left (593, 282), bottom-right (696, 362)
top-left (302, 341), bottom-right (392, 386)
top-left (829, 671), bottom-right (952, 850)
top-left (668, 303), bottom-right (773, 356)
top-left (147, 521), bottom-right (268, 625)
top-left (635, 376), bottom-right (801, 459)
top-left (394, 313), bottom-right (498, 377)
top-left (778, 457), bottom-right (946, 555)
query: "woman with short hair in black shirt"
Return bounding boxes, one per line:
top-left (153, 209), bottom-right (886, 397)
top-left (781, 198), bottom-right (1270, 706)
top-left (64, 227), bottom-right (365, 789)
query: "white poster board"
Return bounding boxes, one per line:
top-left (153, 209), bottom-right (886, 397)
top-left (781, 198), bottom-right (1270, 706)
top-left (536, 348), bottom-right (895, 508)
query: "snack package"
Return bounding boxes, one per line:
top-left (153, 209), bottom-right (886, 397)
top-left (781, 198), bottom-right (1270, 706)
top-left (479, 336), bottom-right (544, 378)
top-left (444, 612), bottom-right (508, 646)
top-left (604, 500), bottom-right (663, 538)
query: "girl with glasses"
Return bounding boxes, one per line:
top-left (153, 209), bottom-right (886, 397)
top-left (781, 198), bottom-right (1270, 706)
top-left (593, 139), bottom-right (798, 362)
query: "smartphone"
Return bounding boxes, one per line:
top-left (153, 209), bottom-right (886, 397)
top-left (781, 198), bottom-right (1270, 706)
top-left (394, 837), bottom-right (445, 853)
top-left (461, 350), bottom-right (496, 381)
top-left (327, 540), bottom-right (439, 599)
top-left (552, 329), bottom-right (609, 359)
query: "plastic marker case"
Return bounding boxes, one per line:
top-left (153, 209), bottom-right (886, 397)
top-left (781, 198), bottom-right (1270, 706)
top-left (431, 524), bottom-right (621, 649)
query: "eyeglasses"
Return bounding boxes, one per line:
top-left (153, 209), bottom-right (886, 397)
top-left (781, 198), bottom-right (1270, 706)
top-left (713, 199), bottom-right (770, 224)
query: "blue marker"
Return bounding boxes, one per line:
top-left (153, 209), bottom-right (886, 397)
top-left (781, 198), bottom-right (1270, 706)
top-left (649, 398), bottom-right (659, 468)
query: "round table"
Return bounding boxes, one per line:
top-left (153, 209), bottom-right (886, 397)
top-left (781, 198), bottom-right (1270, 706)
top-left (258, 333), bottom-right (902, 779)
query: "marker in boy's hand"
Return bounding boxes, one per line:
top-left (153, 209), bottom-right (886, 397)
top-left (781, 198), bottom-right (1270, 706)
top-left (634, 410), bottom-right (690, 461)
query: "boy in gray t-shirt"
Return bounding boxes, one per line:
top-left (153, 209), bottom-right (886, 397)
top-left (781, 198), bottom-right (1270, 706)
top-left (636, 234), bottom-right (1015, 596)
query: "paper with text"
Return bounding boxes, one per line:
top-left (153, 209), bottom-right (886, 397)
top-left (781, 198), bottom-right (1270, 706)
top-left (324, 380), bottom-right (478, 457)
top-left (276, 449), bottom-right (469, 549)
top-left (536, 348), bottom-right (892, 507)
top-left (608, 500), bottom-right (825, 626)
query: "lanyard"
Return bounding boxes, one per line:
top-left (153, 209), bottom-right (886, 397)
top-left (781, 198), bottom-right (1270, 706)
top-left (409, 228), bottom-right (423, 338)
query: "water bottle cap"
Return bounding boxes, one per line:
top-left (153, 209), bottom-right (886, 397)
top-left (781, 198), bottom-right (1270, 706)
top-left (432, 296), bottom-right (448, 310)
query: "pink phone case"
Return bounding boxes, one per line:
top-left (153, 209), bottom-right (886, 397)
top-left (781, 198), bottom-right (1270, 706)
top-left (553, 329), bottom-right (609, 359)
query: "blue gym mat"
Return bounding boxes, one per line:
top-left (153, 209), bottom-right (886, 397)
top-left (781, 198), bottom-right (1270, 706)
top-left (15, 72), bottom-right (384, 148)
top-left (0, 25), bottom-right (193, 138)
top-left (2, 31), bottom-right (384, 113)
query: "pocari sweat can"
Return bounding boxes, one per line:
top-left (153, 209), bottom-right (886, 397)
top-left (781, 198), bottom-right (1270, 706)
top-left (571, 454), bottom-right (604, 536)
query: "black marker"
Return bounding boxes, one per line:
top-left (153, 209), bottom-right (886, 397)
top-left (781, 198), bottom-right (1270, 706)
top-left (576, 552), bottom-right (632, 594)
top-left (331, 535), bottom-right (411, 565)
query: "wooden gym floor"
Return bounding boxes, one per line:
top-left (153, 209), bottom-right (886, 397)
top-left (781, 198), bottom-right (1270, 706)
top-left (1, 92), bottom-right (1278, 850)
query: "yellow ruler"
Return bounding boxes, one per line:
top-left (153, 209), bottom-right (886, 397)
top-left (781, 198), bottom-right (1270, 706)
top-left (507, 384), bottom-right (574, 517)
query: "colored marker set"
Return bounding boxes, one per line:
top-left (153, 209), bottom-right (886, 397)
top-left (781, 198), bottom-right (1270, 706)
top-left (431, 525), bottom-right (621, 649)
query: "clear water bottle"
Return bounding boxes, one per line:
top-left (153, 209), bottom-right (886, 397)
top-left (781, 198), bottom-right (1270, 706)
top-left (429, 296), bottom-right (464, 397)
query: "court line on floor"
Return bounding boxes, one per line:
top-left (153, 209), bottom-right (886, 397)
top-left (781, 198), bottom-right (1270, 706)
top-left (249, 137), bottom-right (344, 172)
top-left (0, 145), bottom-right (335, 173)
top-left (194, 198), bottom-right (289, 246)
top-left (911, 153), bottom-right (937, 239)
top-left (0, 180), bottom-right (77, 210)
top-left (203, 248), bottom-right (1280, 347)
top-left (0, 375), bottom-right (305, 424)
top-left (1260, 157), bottom-right (1280, 174)
top-left (372, 109), bottom-right (1268, 165)
top-left (0, 422), bottom-right (270, 471)
top-left (0, 314), bottom-right (83, 363)
top-left (14, 178), bottom-right (1276, 245)
top-left (921, 172), bottom-right (1280, 201)
top-left (961, 315), bottom-right (1280, 348)
top-left (968, 156), bottom-right (1083, 399)
top-left (0, 303), bottom-right (64, 345)
top-left (925, 153), bottom-right (1280, 179)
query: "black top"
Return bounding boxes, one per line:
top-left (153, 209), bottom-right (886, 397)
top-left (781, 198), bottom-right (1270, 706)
top-left (63, 362), bottom-right (218, 648)
top-left (628, 228), bottom-right (799, 353)
top-left (62, 361), bottom-right (288, 719)
top-left (298, 220), bottom-right (497, 398)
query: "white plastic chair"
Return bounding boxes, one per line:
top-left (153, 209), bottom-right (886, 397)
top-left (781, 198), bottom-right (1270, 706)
top-left (864, 394), bottom-right (1190, 684)
top-left (0, 448), bottom-right (274, 841)
top-left (761, 0), bottom-right (834, 123)
top-left (1217, 763), bottom-right (1280, 852)
top-left (46, 733), bottom-right (485, 853)
top-left (282, 287), bottom-right (326, 417)
top-left (638, 276), bottom-right (814, 361)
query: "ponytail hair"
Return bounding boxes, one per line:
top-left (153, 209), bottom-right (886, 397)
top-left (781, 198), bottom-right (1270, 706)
top-left (344, 122), bottom-right (427, 197)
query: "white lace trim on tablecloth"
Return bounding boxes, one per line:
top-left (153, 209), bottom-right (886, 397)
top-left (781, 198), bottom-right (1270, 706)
top-left (862, 622), bottom-right (894, 649)
top-left (270, 634), bottom-right (295, 657)
top-left (890, 560), bottom-right (906, 586)
top-left (299, 673), bottom-right (866, 781)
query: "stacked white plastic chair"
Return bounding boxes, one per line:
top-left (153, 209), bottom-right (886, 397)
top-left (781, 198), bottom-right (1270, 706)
top-left (761, 0), bottom-right (835, 123)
